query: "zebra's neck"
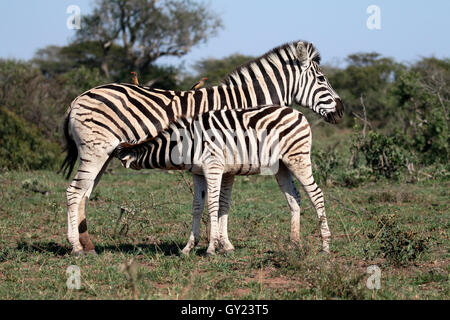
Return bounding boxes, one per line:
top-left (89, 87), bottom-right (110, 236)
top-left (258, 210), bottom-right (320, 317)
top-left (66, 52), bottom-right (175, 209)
top-left (173, 80), bottom-right (293, 121)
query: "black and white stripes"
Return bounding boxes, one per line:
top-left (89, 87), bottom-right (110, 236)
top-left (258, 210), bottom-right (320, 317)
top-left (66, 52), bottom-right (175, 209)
top-left (116, 106), bottom-right (331, 255)
top-left (61, 40), bottom-right (342, 255)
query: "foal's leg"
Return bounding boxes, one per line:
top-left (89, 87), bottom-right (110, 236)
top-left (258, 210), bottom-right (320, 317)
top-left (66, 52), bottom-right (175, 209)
top-left (218, 174), bottom-right (235, 253)
top-left (274, 162), bottom-right (302, 246)
top-left (181, 174), bottom-right (206, 255)
top-left (286, 159), bottom-right (331, 253)
top-left (204, 166), bottom-right (224, 256)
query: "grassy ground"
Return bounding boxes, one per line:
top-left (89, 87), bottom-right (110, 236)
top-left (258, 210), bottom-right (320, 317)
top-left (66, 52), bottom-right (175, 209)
top-left (0, 163), bottom-right (448, 300)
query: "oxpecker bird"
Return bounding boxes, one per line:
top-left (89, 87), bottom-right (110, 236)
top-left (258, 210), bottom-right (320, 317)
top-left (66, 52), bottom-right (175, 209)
top-left (131, 72), bottom-right (139, 85)
top-left (191, 77), bottom-right (207, 90)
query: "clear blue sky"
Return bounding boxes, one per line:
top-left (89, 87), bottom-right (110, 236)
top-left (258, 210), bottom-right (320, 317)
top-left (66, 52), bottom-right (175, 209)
top-left (0, 0), bottom-right (449, 71)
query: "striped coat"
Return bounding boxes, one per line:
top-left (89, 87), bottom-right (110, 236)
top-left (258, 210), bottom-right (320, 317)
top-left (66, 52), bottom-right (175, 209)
top-left (116, 106), bottom-right (331, 255)
top-left (61, 40), bottom-right (342, 255)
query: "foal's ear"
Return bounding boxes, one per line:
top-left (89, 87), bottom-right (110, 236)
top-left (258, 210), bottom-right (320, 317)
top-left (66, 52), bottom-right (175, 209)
top-left (295, 42), bottom-right (309, 65)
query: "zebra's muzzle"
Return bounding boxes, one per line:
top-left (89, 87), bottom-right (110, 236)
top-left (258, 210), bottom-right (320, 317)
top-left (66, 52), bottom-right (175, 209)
top-left (325, 98), bottom-right (344, 124)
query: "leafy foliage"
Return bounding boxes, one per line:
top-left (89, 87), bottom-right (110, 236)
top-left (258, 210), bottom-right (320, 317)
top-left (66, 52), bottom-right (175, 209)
top-left (359, 132), bottom-right (408, 179)
top-left (62, 66), bottom-right (107, 94)
top-left (375, 214), bottom-right (429, 266)
top-left (312, 147), bottom-right (340, 185)
top-left (0, 107), bottom-right (62, 170)
top-left (327, 53), bottom-right (404, 125)
top-left (74, 0), bottom-right (223, 79)
top-left (392, 65), bottom-right (449, 165)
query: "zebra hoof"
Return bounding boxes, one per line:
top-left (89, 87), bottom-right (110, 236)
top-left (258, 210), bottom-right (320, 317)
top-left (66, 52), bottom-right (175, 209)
top-left (180, 248), bottom-right (191, 256)
top-left (222, 249), bottom-right (234, 256)
top-left (206, 250), bottom-right (216, 257)
top-left (219, 245), bottom-right (235, 255)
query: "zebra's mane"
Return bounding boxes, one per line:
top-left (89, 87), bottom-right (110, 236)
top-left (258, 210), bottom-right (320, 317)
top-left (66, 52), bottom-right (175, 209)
top-left (221, 40), bottom-right (321, 85)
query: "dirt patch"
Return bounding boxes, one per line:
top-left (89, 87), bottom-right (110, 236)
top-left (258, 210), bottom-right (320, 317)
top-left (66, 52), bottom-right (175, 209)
top-left (245, 267), bottom-right (306, 291)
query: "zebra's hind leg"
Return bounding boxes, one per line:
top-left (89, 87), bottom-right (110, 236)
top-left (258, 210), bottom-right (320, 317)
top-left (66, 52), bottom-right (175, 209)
top-left (78, 155), bottom-right (113, 254)
top-left (66, 154), bottom-right (112, 256)
top-left (181, 174), bottom-right (206, 255)
top-left (274, 162), bottom-right (301, 246)
top-left (218, 174), bottom-right (235, 253)
top-left (286, 160), bottom-right (331, 254)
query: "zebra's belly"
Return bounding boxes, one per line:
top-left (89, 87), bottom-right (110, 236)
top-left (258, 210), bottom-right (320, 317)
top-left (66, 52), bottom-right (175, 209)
top-left (185, 164), bottom-right (205, 175)
top-left (223, 164), bottom-right (261, 175)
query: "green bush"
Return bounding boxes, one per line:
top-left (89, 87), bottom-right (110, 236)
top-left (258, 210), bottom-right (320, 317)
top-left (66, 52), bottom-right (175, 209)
top-left (392, 70), bottom-right (449, 165)
top-left (375, 214), bottom-right (428, 266)
top-left (359, 132), bottom-right (409, 179)
top-left (335, 167), bottom-right (373, 188)
top-left (61, 65), bottom-right (107, 94)
top-left (312, 147), bottom-right (340, 185)
top-left (0, 59), bottom-right (70, 140)
top-left (0, 107), bottom-right (62, 170)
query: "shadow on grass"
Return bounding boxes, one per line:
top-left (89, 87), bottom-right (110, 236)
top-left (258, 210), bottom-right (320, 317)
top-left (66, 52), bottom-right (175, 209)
top-left (15, 240), bottom-right (193, 257)
top-left (95, 242), bottom-right (185, 256)
top-left (16, 241), bottom-right (71, 257)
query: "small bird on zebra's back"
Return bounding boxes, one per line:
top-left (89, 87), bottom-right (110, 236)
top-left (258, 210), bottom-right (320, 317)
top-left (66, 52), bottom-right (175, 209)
top-left (191, 77), bottom-right (207, 90)
top-left (130, 72), bottom-right (139, 85)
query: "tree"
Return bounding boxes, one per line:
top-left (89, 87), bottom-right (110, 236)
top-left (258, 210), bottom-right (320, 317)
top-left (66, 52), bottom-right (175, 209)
top-left (179, 54), bottom-right (254, 89)
top-left (327, 52), bottom-right (404, 125)
top-left (392, 58), bottom-right (449, 164)
top-left (75, 0), bottom-right (223, 78)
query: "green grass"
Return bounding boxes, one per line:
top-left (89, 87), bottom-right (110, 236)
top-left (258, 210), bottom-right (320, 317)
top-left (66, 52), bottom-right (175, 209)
top-left (0, 166), bottom-right (448, 300)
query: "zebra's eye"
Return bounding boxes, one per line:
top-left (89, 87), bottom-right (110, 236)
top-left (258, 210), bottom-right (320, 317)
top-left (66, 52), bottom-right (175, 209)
top-left (317, 76), bottom-right (326, 82)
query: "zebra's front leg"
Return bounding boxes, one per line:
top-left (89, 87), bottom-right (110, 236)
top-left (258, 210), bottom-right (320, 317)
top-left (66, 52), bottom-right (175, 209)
top-left (287, 162), bottom-right (331, 253)
top-left (275, 162), bottom-right (301, 246)
top-left (182, 174), bottom-right (206, 255)
top-left (204, 166), bottom-right (224, 256)
top-left (218, 174), bottom-right (235, 253)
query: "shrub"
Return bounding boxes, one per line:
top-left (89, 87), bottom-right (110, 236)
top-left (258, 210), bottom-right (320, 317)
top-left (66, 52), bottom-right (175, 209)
top-left (0, 59), bottom-right (70, 140)
top-left (312, 147), bottom-right (340, 185)
top-left (375, 214), bottom-right (428, 266)
top-left (0, 107), bottom-right (62, 170)
top-left (359, 132), bottom-right (409, 179)
top-left (61, 65), bottom-right (107, 94)
top-left (335, 167), bottom-right (372, 188)
top-left (316, 263), bottom-right (366, 300)
top-left (392, 69), bottom-right (449, 165)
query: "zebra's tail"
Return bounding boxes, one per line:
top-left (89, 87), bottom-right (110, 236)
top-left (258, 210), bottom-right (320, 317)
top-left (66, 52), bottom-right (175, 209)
top-left (58, 108), bottom-right (78, 180)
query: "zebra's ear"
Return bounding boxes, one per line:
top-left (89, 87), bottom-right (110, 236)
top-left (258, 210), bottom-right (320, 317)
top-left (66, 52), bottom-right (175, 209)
top-left (295, 42), bottom-right (309, 65)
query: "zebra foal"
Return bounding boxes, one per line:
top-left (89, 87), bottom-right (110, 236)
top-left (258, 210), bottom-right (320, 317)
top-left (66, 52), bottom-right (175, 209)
top-left (116, 105), bottom-right (331, 255)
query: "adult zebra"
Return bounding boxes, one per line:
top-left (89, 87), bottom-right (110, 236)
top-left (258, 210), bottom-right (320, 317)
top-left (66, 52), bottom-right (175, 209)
top-left (116, 105), bottom-right (329, 255)
top-left (61, 41), bottom-right (343, 255)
